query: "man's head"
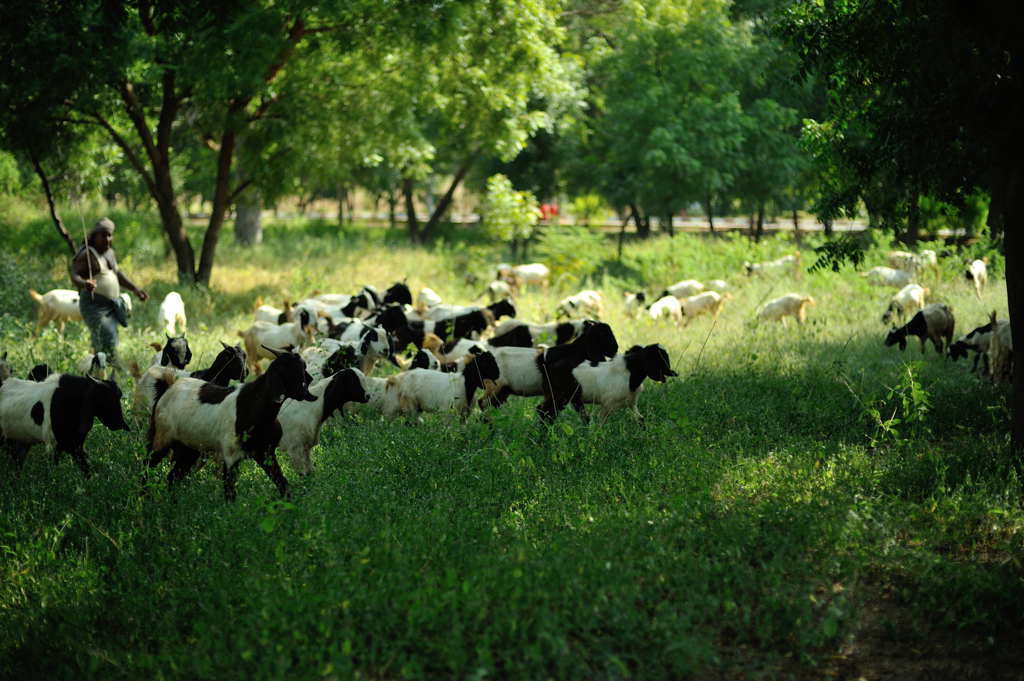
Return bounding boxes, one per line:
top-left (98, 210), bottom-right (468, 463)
top-left (88, 218), bottom-right (115, 251)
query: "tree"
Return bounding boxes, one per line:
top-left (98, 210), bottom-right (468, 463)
top-left (0, 0), bottom-right (469, 284)
top-left (781, 0), bottom-right (1024, 463)
top-left (482, 173), bottom-right (539, 260)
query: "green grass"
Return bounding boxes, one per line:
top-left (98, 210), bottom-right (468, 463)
top-left (1, 216), bottom-right (1021, 679)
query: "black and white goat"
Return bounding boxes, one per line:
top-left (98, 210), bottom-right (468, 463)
top-left (27, 364), bottom-right (54, 382)
top-left (383, 281), bottom-right (413, 307)
top-left (570, 344), bottom-right (677, 422)
top-left (149, 335), bottom-right (192, 371)
top-left (373, 305), bottom-right (489, 352)
top-left (393, 351), bottom-right (500, 420)
top-left (133, 342), bottom-right (249, 413)
top-left (478, 347), bottom-right (545, 410)
top-left (278, 368), bottom-right (369, 478)
top-left (144, 347), bottom-right (317, 501)
top-left (303, 327), bottom-right (398, 379)
top-left (492, 319), bottom-right (594, 348)
top-left (0, 373), bottom-right (130, 477)
top-left (885, 303), bottom-right (956, 355)
top-left (535, 322), bottom-right (619, 424)
top-left (947, 322), bottom-right (996, 373)
top-left (421, 299), bottom-right (515, 324)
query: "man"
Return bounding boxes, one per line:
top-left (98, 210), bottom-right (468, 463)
top-left (70, 217), bottom-right (149, 367)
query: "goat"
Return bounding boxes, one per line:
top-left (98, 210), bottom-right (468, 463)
top-left (758, 294), bottom-right (816, 326)
top-left (659, 279), bottom-right (704, 299)
top-left (885, 303), bottom-right (955, 355)
top-left (493, 319), bottom-right (594, 347)
top-left (383, 281), bottom-right (413, 306)
top-left (79, 351), bottom-right (109, 379)
top-left (919, 250), bottom-right (939, 278)
top-left (624, 291), bottom-right (647, 316)
top-left (682, 291), bottom-right (731, 325)
top-left (144, 347), bottom-right (316, 501)
top-left (744, 252), bottom-right (801, 280)
top-left (394, 352), bottom-right (501, 420)
top-left (571, 344), bottom-right (677, 422)
top-left (966, 258), bottom-right (988, 299)
top-left (0, 374), bottom-right (129, 477)
top-left (149, 335), bottom-right (193, 371)
top-left (478, 347), bottom-right (545, 410)
top-left (29, 289), bottom-right (132, 332)
top-left (416, 287), bottom-right (443, 313)
top-left (888, 250), bottom-right (919, 270)
top-left (278, 368), bottom-right (369, 478)
top-left (503, 263), bottom-right (549, 290)
top-left (303, 327), bottom-right (397, 379)
top-left (947, 322), bottom-right (995, 374)
top-left (27, 364), bottom-right (54, 382)
top-left (536, 322), bottom-right (619, 424)
top-left (487, 280), bottom-right (514, 302)
top-left (988, 311), bottom-right (1013, 384)
top-left (422, 299), bottom-right (513, 324)
top-left (239, 310), bottom-right (316, 375)
top-left (132, 342), bottom-right (249, 413)
top-left (882, 284), bottom-right (929, 324)
top-left (862, 266), bottom-right (914, 289)
top-left (156, 292), bottom-right (187, 336)
top-left (648, 296), bottom-right (683, 325)
top-left (557, 290), bottom-right (603, 319)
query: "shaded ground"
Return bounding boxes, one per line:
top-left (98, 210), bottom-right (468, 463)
top-left (702, 584), bottom-right (1024, 680)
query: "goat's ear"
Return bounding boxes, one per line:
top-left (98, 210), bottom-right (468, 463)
top-left (185, 346), bottom-right (193, 364)
top-left (221, 341), bottom-right (231, 350)
top-left (644, 346), bottom-right (666, 382)
top-left (585, 332), bottom-right (604, 364)
top-left (79, 382), bottom-right (99, 434)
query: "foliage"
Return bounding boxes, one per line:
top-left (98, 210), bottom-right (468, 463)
top-left (0, 224), bottom-right (1020, 677)
top-left (481, 174), bottom-right (539, 242)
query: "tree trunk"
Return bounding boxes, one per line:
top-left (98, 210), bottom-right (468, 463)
top-left (338, 181), bottom-right (348, 225)
top-left (618, 210), bottom-right (632, 261)
top-left (665, 208), bottom-right (674, 237)
top-left (755, 203), bottom-right (765, 243)
top-left (905, 190), bottom-right (920, 246)
top-left (792, 203), bottom-right (800, 232)
top-left (989, 172), bottom-right (1005, 240)
top-left (1003, 159), bottom-right (1024, 475)
top-left (388, 189), bottom-right (398, 229)
top-left (404, 176), bottom-right (420, 243)
top-left (27, 149), bottom-right (76, 254)
top-left (346, 183), bottom-right (355, 224)
top-left (630, 204), bottom-right (651, 239)
top-left (705, 195), bottom-right (715, 233)
top-left (824, 218), bottom-right (833, 236)
top-left (422, 155), bottom-right (478, 242)
top-left (197, 127), bottom-right (239, 285)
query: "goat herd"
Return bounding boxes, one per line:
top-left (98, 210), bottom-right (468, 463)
top-left (0, 251), bottom-right (1009, 502)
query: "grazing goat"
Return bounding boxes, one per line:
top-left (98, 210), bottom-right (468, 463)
top-left (422, 299), bottom-right (513, 324)
top-left (648, 296), bottom-right (683, 325)
top-left (966, 258), bottom-right (988, 299)
top-left (885, 303), bottom-right (955, 355)
top-left (919, 250), bottom-right (939, 278)
top-left (758, 294), bottom-right (816, 326)
top-left (487, 280), bottom-right (514, 302)
top-left (149, 335), bottom-right (192, 371)
top-left (416, 287), bottom-right (443, 313)
top-left (707, 280), bottom-right (731, 293)
top-left (861, 266), bottom-right (914, 289)
top-left (988, 311), bottom-right (1013, 384)
top-left (409, 349), bottom-right (442, 371)
top-left (557, 290), bottom-right (603, 320)
top-left (0, 374), bottom-right (129, 477)
top-left (536, 322), bottom-right (619, 424)
top-left (484, 325), bottom-right (535, 349)
top-left (254, 298), bottom-right (297, 324)
top-left (882, 284), bottom-right (929, 324)
top-left (682, 291), bottom-right (731, 325)
top-left (947, 322), bottom-right (996, 374)
top-left (133, 342), bottom-right (249, 413)
top-left (571, 344), bottom-right (677, 422)
top-left (79, 351), bottom-right (109, 379)
top-left (745, 252), bottom-right (801, 280)
top-left (624, 291), bottom-right (647, 316)
top-left (156, 292), bottom-right (187, 336)
top-left (659, 279), bottom-right (704, 299)
top-left (394, 352), bottom-right (500, 420)
top-left (278, 368), bottom-right (369, 478)
top-left (239, 310), bottom-right (316, 375)
top-left (888, 250), bottom-right (919, 270)
top-left (29, 289), bottom-right (132, 332)
top-left (511, 263), bottom-right (550, 290)
top-left (303, 327), bottom-right (397, 379)
top-left (383, 281), bottom-right (413, 306)
top-left (493, 319), bottom-right (594, 347)
top-left (374, 305), bottom-right (488, 352)
top-left (144, 347), bottom-right (316, 500)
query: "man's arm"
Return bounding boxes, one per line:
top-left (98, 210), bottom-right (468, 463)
top-left (70, 251), bottom-right (96, 291)
top-left (117, 270), bottom-right (149, 302)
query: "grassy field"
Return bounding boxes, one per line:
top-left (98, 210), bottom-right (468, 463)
top-left (1, 215), bottom-right (1022, 679)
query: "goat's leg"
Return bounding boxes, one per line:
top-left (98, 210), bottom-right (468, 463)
top-left (167, 445), bottom-right (202, 487)
top-left (253, 450), bottom-right (290, 499)
top-left (222, 461), bottom-right (240, 502)
top-left (68, 446), bottom-right (91, 479)
top-left (141, 444), bottom-right (172, 495)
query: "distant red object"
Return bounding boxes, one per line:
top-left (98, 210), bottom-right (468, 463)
top-left (538, 203), bottom-right (560, 220)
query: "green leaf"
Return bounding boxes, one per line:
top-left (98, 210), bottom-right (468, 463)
top-left (260, 516), bottom-right (277, 533)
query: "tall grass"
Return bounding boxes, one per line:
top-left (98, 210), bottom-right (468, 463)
top-left (1, 217), bottom-right (1020, 679)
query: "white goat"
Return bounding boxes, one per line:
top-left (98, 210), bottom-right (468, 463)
top-left (861, 266), bottom-right (914, 288)
top-left (156, 292), bottom-right (187, 336)
top-left (989, 312), bottom-right (1012, 384)
top-left (239, 316), bottom-right (316, 375)
top-left (277, 368), bottom-right (369, 478)
top-left (557, 290), bottom-right (603, 319)
top-left (966, 259), bottom-right (988, 299)
top-left (479, 347), bottom-right (545, 410)
top-left (624, 291), bottom-right (647, 316)
top-left (888, 250), bottom-right (919, 270)
top-left (882, 284), bottom-right (929, 324)
top-left (394, 352), bottom-right (501, 420)
top-left (759, 294), bottom-right (816, 326)
top-left (661, 279), bottom-right (704, 298)
top-left (682, 291), bottom-right (731, 325)
top-left (29, 289), bottom-right (132, 332)
top-left (745, 252), bottom-right (801, 279)
top-left (647, 296), bottom-right (683, 325)
top-left (416, 287), bottom-right (443, 313)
